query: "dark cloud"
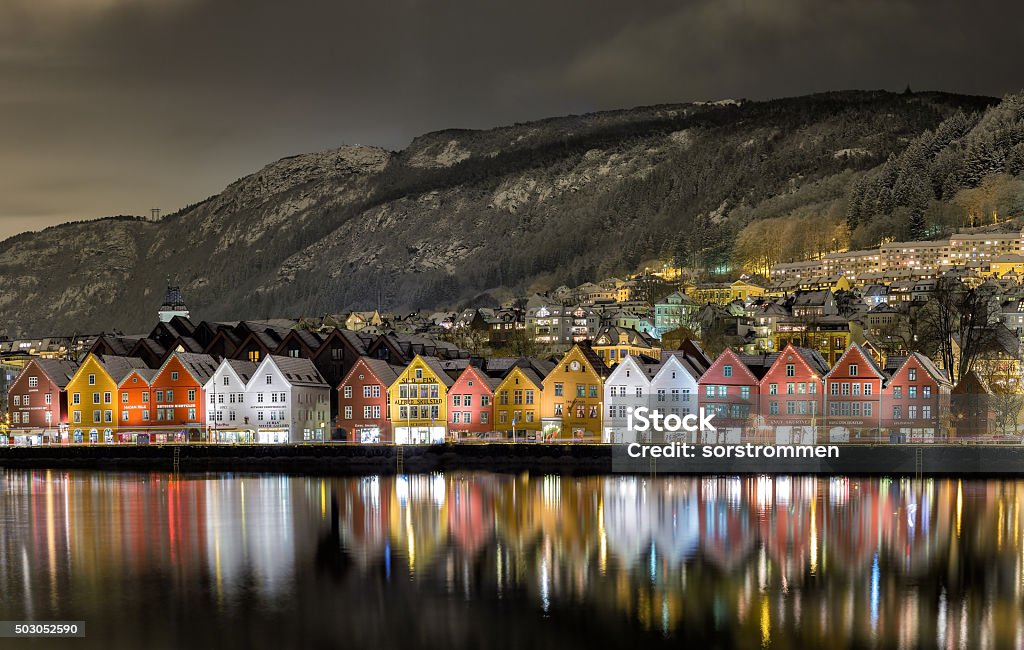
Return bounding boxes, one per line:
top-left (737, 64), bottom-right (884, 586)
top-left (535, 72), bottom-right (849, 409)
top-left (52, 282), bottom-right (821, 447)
top-left (1, 0), bottom-right (1021, 239)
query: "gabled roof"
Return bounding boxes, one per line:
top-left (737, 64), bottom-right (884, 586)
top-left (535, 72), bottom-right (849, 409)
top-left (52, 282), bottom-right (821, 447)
top-left (605, 355), bottom-right (653, 385)
top-left (158, 352), bottom-right (219, 385)
top-left (86, 354), bottom-right (151, 384)
top-left (118, 367), bottom-right (158, 387)
top-left (262, 355), bottom-right (328, 388)
top-left (652, 353), bottom-right (701, 384)
top-left (825, 342), bottom-right (885, 380)
top-left (417, 356), bottom-right (456, 388)
top-left (887, 352), bottom-right (951, 387)
top-left (218, 359), bottom-right (259, 385)
top-left (28, 358), bottom-right (81, 389)
top-left (341, 356), bottom-right (403, 389)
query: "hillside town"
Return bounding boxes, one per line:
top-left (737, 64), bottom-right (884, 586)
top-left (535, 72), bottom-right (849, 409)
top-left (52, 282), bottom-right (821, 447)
top-left (3, 227), bottom-right (1024, 446)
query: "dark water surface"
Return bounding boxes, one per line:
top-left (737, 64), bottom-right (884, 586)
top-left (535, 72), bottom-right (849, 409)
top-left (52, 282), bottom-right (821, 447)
top-left (1, 470), bottom-right (1021, 649)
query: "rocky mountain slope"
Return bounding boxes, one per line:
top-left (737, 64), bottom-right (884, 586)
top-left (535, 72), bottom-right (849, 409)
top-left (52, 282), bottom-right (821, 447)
top-left (0, 90), bottom-right (1002, 336)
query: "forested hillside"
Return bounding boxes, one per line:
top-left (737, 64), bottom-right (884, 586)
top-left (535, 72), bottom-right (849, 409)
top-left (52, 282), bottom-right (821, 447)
top-left (0, 90), bottom-right (1005, 335)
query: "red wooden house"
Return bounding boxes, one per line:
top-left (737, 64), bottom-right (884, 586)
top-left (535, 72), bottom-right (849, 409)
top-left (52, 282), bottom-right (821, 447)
top-left (881, 353), bottom-right (952, 441)
top-left (758, 344), bottom-right (829, 444)
top-left (823, 342), bottom-right (884, 442)
top-left (338, 356), bottom-right (402, 443)
top-left (150, 352), bottom-right (218, 439)
top-left (118, 368), bottom-right (157, 438)
top-left (7, 358), bottom-right (79, 443)
top-left (448, 365), bottom-right (499, 439)
top-left (698, 349), bottom-right (773, 443)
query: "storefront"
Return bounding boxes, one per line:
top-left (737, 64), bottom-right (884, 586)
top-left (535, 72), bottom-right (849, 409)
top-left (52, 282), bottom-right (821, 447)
top-left (393, 426), bottom-right (445, 445)
top-left (355, 425), bottom-right (383, 444)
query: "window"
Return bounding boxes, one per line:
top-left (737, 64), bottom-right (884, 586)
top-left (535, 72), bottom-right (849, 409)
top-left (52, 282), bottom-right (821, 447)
top-left (28, 377), bottom-right (38, 388)
top-left (73, 411), bottom-right (81, 423)
top-left (265, 375), bottom-right (272, 384)
top-left (223, 376), bottom-right (229, 386)
top-left (893, 386), bottom-right (902, 399)
top-left (452, 412), bottom-right (461, 424)
top-left (93, 392), bottom-right (100, 404)
top-left (104, 410), bottom-right (112, 423)
top-left (830, 382), bottom-right (839, 396)
top-left (525, 390), bottom-right (534, 405)
top-left (363, 385), bottom-right (372, 398)
top-left (344, 406), bottom-right (353, 419)
top-left (482, 395), bottom-right (490, 407)
top-left (657, 389), bottom-right (666, 402)
top-left (166, 390), bottom-right (173, 402)
top-left (908, 368), bottom-right (917, 381)
top-left (465, 395), bottom-right (473, 407)
top-left (463, 412), bottom-right (472, 424)
top-left (88, 374), bottom-right (96, 385)
top-left (415, 368), bottom-right (423, 379)
top-left (769, 383), bottom-right (778, 395)
top-left (908, 386), bottom-right (918, 399)
top-left (786, 383), bottom-right (795, 395)
top-left (343, 386), bottom-right (352, 399)
top-left (705, 385), bottom-right (715, 398)
top-left (769, 401), bottom-right (779, 415)
top-left (849, 364), bottom-right (858, 376)
top-left (786, 401), bottom-right (795, 415)
top-left (12, 395), bottom-right (19, 406)
top-left (785, 364), bottom-right (795, 377)
top-left (121, 393), bottom-right (128, 403)
top-left (480, 412), bottom-right (488, 424)
top-left (44, 393), bottom-right (51, 405)
top-left (73, 393), bottom-right (80, 405)
top-left (156, 390), bottom-right (164, 402)
top-left (864, 383), bottom-right (872, 396)
top-left (718, 385), bottom-right (727, 397)
top-left (864, 403), bottom-right (872, 417)
top-left (171, 371), bottom-right (179, 381)
top-left (740, 386), bottom-right (750, 400)
top-left (723, 364), bottom-right (732, 377)
top-left (671, 389), bottom-right (680, 402)
top-left (908, 405), bottom-right (918, 419)
top-left (922, 405), bottom-right (931, 419)
top-left (188, 408), bottom-right (196, 421)
top-left (923, 386), bottom-right (931, 398)
top-left (841, 383), bottom-right (850, 396)
top-left (453, 394), bottom-right (462, 407)
top-left (893, 405), bottom-right (902, 419)
top-left (576, 384), bottom-right (586, 398)
top-left (104, 392), bottom-right (111, 404)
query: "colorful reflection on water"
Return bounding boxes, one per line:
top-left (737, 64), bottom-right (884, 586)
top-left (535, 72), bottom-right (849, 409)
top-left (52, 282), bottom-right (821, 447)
top-left (1, 470), bottom-right (1022, 649)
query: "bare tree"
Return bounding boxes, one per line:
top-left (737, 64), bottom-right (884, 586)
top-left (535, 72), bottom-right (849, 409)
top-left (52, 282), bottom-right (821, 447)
top-left (916, 277), bottom-right (997, 384)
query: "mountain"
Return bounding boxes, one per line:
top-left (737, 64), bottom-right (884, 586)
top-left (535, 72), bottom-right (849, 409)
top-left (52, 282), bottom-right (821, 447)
top-left (0, 90), bottom-right (1004, 336)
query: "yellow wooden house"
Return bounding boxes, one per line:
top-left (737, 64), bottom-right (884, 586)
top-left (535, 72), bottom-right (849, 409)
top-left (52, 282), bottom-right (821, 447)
top-left (493, 366), bottom-right (545, 438)
top-left (388, 354), bottom-right (453, 444)
top-left (66, 353), bottom-right (149, 444)
top-left (540, 344), bottom-right (608, 440)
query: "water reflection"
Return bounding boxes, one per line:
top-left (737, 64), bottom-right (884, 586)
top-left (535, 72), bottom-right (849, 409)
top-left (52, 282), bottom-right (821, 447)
top-left (1, 470), bottom-right (1023, 648)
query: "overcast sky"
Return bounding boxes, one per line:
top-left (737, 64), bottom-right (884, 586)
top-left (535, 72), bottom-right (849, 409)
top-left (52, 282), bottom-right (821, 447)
top-left (1, 0), bottom-right (1021, 240)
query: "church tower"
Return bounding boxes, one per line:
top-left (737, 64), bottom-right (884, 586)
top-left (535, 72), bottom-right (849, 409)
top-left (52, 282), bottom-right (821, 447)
top-left (158, 278), bottom-right (190, 323)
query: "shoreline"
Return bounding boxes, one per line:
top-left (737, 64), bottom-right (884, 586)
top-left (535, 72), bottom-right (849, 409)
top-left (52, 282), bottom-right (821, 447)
top-left (3, 442), bottom-right (1024, 476)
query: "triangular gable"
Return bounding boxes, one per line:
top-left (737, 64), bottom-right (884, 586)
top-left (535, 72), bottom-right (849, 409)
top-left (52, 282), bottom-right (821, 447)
top-left (118, 368), bottom-right (156, 388)
top-left (825, 342), bottom-right (885, 381)
top-left (703, 348), bottom-right (759, 385)
top-left (605, 355), bottom-right (651, 386)
top-left (452, 364), bottom-right (496, 394)
top-left (760, 344), bottom-right (824, 387)
top-left (886, 352), bottom-right (951, 388)
top-left (651, 354), bottom-right (700, 385)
